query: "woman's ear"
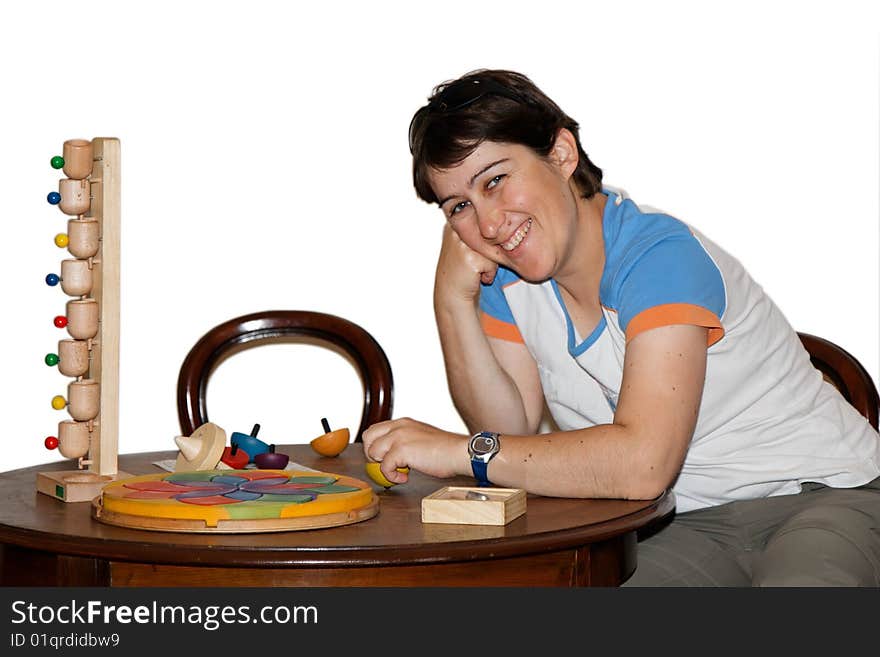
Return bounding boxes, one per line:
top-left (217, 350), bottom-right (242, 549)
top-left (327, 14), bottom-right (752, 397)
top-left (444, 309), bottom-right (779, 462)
top-left (550, 128), bottom-right (579, 179)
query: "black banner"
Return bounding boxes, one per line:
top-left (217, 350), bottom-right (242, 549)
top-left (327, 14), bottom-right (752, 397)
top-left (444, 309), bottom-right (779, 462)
top-left (0, 587), bottom-right (874, 652)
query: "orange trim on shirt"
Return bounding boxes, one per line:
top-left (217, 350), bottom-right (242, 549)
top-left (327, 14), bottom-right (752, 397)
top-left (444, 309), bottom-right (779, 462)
top-left (626, 303), bottom-right (724, 346)
top-left (480, 312), bottom-right (524, 344)
top-left (502, 278), bottom-right (522, 290)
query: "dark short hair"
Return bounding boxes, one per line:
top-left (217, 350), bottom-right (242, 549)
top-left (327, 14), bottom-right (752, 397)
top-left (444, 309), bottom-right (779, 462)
top-left (409, 69), bottom-right (603, 204)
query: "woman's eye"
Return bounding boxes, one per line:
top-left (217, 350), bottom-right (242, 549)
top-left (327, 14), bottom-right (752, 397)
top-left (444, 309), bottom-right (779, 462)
top-left (450, 200), bottom-right (470, 216)
top-left (486, 174), bottom-right (505, 189)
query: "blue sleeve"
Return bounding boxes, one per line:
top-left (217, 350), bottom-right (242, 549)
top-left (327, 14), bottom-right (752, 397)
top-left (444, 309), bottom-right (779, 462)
top-left (602, 216), bottom-right (727, 337)
top-left (478, 267), bottom-right (519, 324)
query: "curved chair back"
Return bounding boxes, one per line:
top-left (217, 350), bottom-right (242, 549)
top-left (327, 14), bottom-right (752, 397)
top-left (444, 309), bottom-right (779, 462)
top-left (177, 310), bottom-right (393, 441)
top-left (798, 332), bottom-right (878, 430)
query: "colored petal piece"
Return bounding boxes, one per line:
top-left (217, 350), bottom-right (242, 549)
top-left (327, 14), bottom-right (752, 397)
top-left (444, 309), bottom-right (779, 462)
top-left (177, 495), bottom-right (244, 506)
top-left (210, 475), bottom-right (249, 486)
top-left (240, 471), bottom-right (292, 481)
top-left (305, 484), bottom-right (362, 494)
top-left (240, 482), bottom-right (318, 494)
top-left (175, 485), bottom-right (239, 498)
top-left (223, 490), bottom-right (263, 501)
top-left (238, 478), bottom-right (289, 491)
top-left (289, 476), bottom-right (337, 485)
top-left (256, 493), bottom-right (317, 504)
top-left (166, 472), bottom-right (224, 483)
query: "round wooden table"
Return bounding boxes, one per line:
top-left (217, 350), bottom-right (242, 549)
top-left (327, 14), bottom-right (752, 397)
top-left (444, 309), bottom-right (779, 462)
top-left (0, 447), bottom-right (673, 587)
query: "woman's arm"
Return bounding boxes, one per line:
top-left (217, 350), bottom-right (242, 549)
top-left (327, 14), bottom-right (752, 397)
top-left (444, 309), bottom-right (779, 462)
top-left (433, 224), bottom-right (544, 435)
top-left (364, 323), bottom-right (707, 498)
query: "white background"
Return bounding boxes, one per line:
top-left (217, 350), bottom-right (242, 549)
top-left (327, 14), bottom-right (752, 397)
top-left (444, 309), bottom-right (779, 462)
top-left (1, 1), bottom-right (877, 473)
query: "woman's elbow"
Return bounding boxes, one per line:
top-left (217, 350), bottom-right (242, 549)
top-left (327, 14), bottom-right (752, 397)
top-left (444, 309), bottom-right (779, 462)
top-left (622, 454), bottom-right (682, 500)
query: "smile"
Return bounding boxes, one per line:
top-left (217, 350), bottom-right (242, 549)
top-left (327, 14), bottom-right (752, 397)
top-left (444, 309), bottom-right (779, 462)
top-left (501, 218), bottom-right (532, 252)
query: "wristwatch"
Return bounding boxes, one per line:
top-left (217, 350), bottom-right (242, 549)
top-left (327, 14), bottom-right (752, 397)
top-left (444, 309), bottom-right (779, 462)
top-left (468, 431), bottom-right (501, 487)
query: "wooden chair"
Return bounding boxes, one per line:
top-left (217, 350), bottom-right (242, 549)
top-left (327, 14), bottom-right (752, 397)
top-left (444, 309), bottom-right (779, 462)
top-left (798, 332), bottom-right (879, 430)
top-left (177, 310), bottom-right (394, 441)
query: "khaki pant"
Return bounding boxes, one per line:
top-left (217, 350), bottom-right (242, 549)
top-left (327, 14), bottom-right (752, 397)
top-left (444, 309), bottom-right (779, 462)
top-left (624, 477), bottom-right (880, 586)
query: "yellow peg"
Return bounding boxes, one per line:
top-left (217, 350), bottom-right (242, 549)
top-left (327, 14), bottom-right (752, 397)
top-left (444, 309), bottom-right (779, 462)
top-left (51, 395), bottom-right (67, 410)
top-left (54, 233), bottom-right (69, 248)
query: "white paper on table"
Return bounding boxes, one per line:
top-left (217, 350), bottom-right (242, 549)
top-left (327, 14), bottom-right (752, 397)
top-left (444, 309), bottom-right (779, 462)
top-left (151, 459), bottom-right (320, 473)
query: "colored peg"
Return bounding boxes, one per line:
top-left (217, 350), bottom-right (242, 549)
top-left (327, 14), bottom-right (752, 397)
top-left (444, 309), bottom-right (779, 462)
top-left (44, 436), bottom-right (59, 450)
top-left (54, 233), bottom-right (69, 248)
top-left (51, 395), bottom-right (67, 410)
top-left (45, 273), bottom-right (60, 286)
top-left (47, 191), bottom-right (61, 205)
top-left (53, 315), bottom-right (68, 329)
top-left (44, 353), bottom-right (59, 367)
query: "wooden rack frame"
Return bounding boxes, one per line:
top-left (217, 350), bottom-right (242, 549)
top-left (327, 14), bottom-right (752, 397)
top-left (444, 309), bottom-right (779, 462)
top-left (37, 137), bottom-right (126, 502)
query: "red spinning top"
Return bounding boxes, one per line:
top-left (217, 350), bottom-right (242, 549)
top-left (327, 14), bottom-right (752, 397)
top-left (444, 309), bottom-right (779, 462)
top-left (220, 444), bottom-right (249, 470)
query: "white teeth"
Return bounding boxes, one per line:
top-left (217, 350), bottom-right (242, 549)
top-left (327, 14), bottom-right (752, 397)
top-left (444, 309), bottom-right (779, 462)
top-left (502, 219), bottom-right (532, 251)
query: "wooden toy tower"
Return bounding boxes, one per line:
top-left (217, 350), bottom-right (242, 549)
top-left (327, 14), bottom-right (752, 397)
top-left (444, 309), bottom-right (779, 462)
top-left (38, 138), bottom-right (128, 502)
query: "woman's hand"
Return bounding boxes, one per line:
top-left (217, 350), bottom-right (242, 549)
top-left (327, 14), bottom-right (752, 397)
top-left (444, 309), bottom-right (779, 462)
top-left (434, 224), bottom-right (498, 306)
top-left (362, 417), bottom-right (469, 484)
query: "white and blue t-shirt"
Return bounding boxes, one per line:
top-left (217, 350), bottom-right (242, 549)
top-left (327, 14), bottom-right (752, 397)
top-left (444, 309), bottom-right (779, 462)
top-left (479, 187), bottom-right (880, 512)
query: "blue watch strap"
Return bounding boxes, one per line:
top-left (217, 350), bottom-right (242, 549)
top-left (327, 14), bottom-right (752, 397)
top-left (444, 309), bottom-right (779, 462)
top-left (471, 458), bottom-right (491, 487)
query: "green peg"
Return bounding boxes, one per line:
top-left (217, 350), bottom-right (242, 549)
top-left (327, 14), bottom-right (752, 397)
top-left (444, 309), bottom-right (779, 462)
top-left (44, 353), bottom-right (59, 366)
top-left (50, 155), bottom-right (64, 170)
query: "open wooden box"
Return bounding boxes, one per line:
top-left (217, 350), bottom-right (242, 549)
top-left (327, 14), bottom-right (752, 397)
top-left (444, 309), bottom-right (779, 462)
top-left (421, 486), bottom-right (526, 526)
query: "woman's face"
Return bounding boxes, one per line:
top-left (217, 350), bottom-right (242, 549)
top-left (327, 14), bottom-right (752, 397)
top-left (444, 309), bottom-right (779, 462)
top-left (426, 135), bottom-right (581, 283)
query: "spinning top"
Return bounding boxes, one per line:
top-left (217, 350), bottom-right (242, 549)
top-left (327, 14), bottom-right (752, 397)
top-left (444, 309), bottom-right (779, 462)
top-left (230, 423), bottom-right (270, 463)
top-left (218, 443), bottom-right (249, 470)
top-left (310, 417), bottom-right (350, 457)
top-left (365, 461), bottom-right (409, 489)
top-left (254, 444), bottom-right (289, 470)
top-left (174, 422), bottom-right (227, 472)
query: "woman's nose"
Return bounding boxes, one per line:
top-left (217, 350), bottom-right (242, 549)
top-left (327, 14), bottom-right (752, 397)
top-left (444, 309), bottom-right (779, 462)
top-left (478, 204), bottom-right (505, 241)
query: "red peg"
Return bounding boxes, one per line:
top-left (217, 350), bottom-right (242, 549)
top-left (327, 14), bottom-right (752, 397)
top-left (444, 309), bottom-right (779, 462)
top-left (44, 436), bottom-right (59, 450)
top-left (54, 315), bottom-right (68, 329)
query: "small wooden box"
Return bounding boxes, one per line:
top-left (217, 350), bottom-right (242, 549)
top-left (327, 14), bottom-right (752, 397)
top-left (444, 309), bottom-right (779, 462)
top-left (421, 486), bottom-right (526, 526)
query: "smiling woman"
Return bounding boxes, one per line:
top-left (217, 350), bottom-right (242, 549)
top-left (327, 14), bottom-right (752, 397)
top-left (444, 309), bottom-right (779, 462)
top-left (359, 68), bottom-right (880, 587)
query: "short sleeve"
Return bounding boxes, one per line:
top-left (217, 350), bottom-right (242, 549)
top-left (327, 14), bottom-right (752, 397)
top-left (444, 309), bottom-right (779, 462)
top-left (613, 235), bottom-right (726, 345)
top-left (478, 269), bottom-right (524, 343)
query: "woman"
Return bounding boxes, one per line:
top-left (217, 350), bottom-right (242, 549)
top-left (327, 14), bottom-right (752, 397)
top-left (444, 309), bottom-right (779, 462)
top-left (362, 69), bottom-right (880, 585)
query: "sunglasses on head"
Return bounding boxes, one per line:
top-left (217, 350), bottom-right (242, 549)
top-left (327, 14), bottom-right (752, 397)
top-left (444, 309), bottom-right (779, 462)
top-left (408, 78), bottom-right (524, 152)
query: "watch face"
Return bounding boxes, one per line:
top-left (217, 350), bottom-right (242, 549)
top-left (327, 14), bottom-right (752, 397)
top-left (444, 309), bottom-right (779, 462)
top-left (472, 434), bottom-right (497, 455)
